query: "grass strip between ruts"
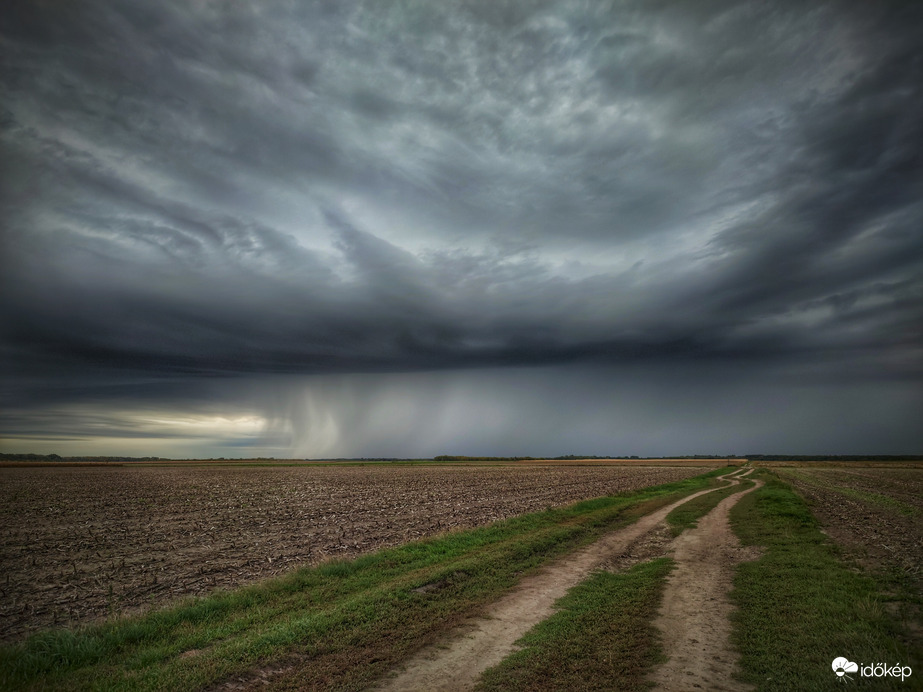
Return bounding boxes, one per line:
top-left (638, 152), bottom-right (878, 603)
top-left (0, 467), bottom-right (734, 691)
top-left (474, 558), bottom-right (673, 692)
top-left (729, 471), bottom-right (917, 691)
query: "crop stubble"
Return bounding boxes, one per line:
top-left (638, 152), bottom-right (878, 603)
top-left (0, 463), bottom-right (708, 642)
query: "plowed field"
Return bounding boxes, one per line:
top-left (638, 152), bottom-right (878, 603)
top-left (774, 466), bottom-right (923, 582)
top-left (0, 463), bottom-right (709, 642)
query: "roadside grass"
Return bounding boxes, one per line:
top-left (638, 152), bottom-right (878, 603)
top-left (729, 471), bottom-right (916, 691)
top-left (875, 564), bottom-right (923, 666)
top-left (0, 468), bottom-right (732, 691)
top-left (665, 470), bottom-right (751, 536)
top-left (474, 558), bottom-right (672, 692)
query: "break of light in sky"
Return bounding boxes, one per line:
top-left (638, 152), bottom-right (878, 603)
top-left (1, 1), bottom-right (921, 457)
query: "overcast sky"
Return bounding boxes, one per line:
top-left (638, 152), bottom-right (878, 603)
top-left (2, 0), bottom-right (921, 458)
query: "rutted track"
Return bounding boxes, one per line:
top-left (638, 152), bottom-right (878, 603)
top-left (648, 468), bottom-right (761, 691)
top-left (373, 470), bottom-right (750, 692)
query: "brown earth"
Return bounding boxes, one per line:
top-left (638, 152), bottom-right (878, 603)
top-left (0, 463), bottom-right (714, 642)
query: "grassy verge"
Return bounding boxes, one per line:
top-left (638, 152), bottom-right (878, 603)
top-left (665, 471), bottom-right (752, 536)
top-left (0, 468), bottom-right (732, 691)
top-left (729, 471), bottom-right (916, 691)
top-left (474, 558), bottom-right (672, 692)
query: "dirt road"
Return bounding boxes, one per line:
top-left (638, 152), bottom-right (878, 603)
top-left (372, 470), bottom-right (753, 692)
top-left (648, 468), bottom-right (761, 691)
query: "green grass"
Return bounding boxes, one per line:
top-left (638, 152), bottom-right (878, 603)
top-left (0, 468), bottom-right (733, 692)
top-left (665, 471), bottom-right (752, 536)
top-left (474, 558), bottom-right (673, 692)
top-left (729, 471), bottom-right (916, 691)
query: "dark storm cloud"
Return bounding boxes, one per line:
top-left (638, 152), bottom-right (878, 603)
top-left (2, 1), bottom-right (922, 454)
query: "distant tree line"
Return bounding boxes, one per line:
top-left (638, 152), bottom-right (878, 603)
top-left (433, 454), bottom-right (744, 461)
top-left (434, 455), bottom-right (536, 461)
top-left (295, 458), bottom-right (432, 462)
top-left (0, 453), bottom-right (165, 462)
top-left (745, 454), bottom-right (923, 461)
top-left (433, 454), bottom-right (704, 461)
top-left (433, 455), bottom-right (638, 461)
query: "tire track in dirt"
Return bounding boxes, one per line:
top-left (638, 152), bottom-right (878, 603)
top-left (648, 468), bottom-right (761, 692)
top-left (372, 470), bottom-right (749, 692)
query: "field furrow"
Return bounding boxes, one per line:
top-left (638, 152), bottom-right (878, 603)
top-left (0, 463), bottom-right (709, 642)
top-left (773, 466), bottom-right (923, 582)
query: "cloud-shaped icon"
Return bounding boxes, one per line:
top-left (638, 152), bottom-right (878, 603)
top-left (832, 657), bottom-right (859, 677)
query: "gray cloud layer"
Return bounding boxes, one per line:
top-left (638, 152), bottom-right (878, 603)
top-left (2, 1), bottom-right (921, 455)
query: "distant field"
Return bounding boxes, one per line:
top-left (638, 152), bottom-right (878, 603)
top-left (0, 462), bottom-right (715, 642)
top-left (524, 458), bottom-right (743, 466)
top-left (774, 466), bottom-right (923, 582)
top-left (755, 459), bottom-right (923, 469)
